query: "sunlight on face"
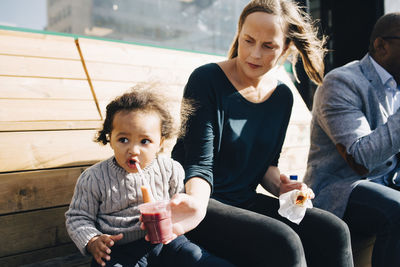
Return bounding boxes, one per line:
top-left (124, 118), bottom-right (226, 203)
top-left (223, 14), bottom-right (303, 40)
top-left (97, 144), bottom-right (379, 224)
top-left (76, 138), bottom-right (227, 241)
top-left (237, 12), bottom-right (287, 78)
top-left (109, 110), bottom-right (163, 173)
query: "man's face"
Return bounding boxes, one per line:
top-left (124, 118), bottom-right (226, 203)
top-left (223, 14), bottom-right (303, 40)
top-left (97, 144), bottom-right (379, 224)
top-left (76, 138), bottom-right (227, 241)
top-left (381, 30), bottom-right (400, 83)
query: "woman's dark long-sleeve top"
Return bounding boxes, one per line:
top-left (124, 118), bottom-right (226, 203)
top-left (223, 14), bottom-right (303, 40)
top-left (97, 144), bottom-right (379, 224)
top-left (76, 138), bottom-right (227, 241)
top-left (172, 63), bottom-right (293, 206)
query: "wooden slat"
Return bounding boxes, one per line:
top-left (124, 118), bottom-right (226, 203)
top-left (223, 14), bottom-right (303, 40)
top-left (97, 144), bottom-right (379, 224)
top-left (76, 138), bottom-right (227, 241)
top-left (352, 235), bottom-right (375, 267)
top-left (0, 55), bottom-right (86, 79)
top-left (98, 97), bottom-right (182, 121)
top-left (0, 120), bottom-right (102, 132)
top-left (0, 243), bottom-right (84, 267)
top-left (0, 99), bottom-right (100, 123)
top-left (78, 39), bottom-right (224, 119)
top-left (77, 38), bottom-right (224, 69)
top-left (278, 146), bottom-right (310, 179)
top-left (0, 167), bottom-right (88, 214)
top-left (0, 206), bottom-right (71, 258)
top-left (83, 60), bottom-right (193, 85)
top-left (91, 81), bottom-right (184, 102)
top-left (281, 122), bottom-right (310, 148)
top-left (22, 251), bottom-right (91, 267)
top-left (0, 76), bottom-right (93, 99)
top-left (0, 30), bottom-right (80, 60)
top-left (0, 130), bottom-right (113, 172)
top-left (92, 81), bottom-right (184, 118)
top-left (78, 38), bottom-right (225, 117)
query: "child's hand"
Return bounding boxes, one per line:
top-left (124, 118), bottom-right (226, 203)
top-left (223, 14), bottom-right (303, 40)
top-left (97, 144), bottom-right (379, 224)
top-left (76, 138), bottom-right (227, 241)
top-left (86, 233), bottom-right (123, 266)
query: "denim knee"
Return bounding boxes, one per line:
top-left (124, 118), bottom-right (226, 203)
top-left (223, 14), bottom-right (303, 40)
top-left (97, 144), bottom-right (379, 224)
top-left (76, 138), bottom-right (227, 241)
top-left (162, 235), bottom-right (232, 266)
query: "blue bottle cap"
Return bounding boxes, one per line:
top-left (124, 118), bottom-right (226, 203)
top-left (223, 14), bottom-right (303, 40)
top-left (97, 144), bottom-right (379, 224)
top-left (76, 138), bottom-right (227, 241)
top-left (289, 175), bottom-right (298, 181)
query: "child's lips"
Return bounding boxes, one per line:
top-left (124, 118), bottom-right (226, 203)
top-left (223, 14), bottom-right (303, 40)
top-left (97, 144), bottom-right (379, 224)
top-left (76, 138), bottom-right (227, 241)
top-left (127, 159), bottom-right (137, 169)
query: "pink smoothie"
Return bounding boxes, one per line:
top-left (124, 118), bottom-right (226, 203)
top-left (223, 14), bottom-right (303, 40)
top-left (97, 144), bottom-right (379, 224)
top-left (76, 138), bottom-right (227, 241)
top-left (139, 201), bottom-right (173, 243)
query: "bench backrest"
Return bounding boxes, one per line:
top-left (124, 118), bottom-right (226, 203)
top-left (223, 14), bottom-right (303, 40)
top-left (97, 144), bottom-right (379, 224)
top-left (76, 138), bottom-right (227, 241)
top-left (0, 29), bottom-right (310, 265)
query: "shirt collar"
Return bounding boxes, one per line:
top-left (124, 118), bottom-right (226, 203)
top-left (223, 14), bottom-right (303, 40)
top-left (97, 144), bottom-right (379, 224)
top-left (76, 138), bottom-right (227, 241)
top-left (369, 55), bottom-right (398, 90)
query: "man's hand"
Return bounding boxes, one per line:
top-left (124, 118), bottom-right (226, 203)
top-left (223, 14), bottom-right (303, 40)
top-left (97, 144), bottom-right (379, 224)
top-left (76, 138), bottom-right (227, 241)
top-left (86, 233), bottom-right (123, 266)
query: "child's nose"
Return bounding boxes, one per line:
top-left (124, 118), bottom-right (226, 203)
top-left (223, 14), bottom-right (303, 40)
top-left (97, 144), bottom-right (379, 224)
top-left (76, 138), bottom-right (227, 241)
top-left (129, 144), bottom-right (140, 155)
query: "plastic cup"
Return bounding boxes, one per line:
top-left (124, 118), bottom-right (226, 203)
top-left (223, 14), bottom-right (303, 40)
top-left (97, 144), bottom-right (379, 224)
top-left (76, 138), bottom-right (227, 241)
top-left (138, 200), bottom-right (173, 244)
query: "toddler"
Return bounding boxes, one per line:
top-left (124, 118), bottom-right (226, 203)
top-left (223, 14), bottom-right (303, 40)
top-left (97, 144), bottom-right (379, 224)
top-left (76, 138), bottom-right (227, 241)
top-left (65, 88), bottom-right (232, 267)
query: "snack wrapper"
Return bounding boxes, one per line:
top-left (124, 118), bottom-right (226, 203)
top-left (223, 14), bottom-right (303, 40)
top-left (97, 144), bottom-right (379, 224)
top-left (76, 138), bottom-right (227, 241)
top-left (278, 189), bottom-right (313, 224)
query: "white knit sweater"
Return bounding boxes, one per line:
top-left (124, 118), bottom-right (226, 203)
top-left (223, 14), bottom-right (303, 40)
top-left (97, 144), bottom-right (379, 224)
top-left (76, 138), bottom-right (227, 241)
top-left (65, 155), bottom-right (185, 255)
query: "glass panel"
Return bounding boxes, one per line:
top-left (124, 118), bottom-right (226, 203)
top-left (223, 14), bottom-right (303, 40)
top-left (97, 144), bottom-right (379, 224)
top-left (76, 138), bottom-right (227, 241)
top-left (0, 0), bottom-right (251, 55)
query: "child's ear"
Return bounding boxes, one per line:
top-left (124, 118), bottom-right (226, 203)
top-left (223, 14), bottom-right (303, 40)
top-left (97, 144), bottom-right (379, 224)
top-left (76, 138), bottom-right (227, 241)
top-left (108, 134), bottom-right (113, 148)
top-left (159, 137), bottom-right (165, 148)
top-left (157, 137), bottom-right (165, 154)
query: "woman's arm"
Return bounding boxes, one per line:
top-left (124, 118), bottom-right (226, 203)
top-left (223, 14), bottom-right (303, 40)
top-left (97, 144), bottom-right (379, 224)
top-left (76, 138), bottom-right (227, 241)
top-left (185, 177), bottom-right (211, 211)
top-left (260, 166), bottom-right (314, 198)
top-left (169, 177), bottom-right (211, 236)
top-left (168, 65), bottom-right (217, 237)
top-left (260, 166), bottom-right (281, 197)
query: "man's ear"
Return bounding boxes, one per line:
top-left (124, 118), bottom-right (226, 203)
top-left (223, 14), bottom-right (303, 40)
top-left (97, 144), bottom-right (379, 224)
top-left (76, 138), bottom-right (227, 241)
top-left (374, 37), bottom-right (387, 55)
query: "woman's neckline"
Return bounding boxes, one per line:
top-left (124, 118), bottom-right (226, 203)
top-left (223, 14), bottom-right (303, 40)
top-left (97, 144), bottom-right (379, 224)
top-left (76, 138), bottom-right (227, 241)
top-left (214, 61), bottom-right (279, 105)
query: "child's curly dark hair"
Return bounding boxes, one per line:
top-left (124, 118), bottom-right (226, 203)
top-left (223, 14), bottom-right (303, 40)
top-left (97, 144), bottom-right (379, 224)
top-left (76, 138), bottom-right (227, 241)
top-left (95, 86), bottom-right (192, 145)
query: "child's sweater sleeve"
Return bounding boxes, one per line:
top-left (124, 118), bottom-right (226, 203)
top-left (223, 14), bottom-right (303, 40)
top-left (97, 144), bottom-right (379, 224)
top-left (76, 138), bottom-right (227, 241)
top-left (169, 159), bottom-right (185, 196)
top-left (65, 170), bottom-right (102, 255)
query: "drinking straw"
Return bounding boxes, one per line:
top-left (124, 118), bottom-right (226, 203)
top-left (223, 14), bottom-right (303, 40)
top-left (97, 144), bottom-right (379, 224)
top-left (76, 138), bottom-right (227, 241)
top-left (136, 162), bottom-right (155, 203)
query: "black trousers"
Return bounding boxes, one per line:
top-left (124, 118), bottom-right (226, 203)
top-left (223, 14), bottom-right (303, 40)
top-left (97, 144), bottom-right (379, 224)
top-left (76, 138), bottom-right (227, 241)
top-left (187, 194), bottom-right (354, 267)
top-left (344, 180), bottom-right (400, 267)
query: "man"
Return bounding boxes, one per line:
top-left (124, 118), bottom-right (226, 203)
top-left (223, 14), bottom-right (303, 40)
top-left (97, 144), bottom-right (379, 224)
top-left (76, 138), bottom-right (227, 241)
top-left (304, 12), bottom-right (400, 267)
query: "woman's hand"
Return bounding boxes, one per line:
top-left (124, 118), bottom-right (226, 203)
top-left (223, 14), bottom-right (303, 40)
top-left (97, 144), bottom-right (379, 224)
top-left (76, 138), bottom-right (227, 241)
top-left (86, 233), bottom-right (123, 266)
top-left (139, 193), bottom-right (207, 244)
top-left (279, 174), bottom-right (314, 199)
top-left (140, 177), bottom-right (210, 244)
top-left (169, 192), bottom-right (208, 236)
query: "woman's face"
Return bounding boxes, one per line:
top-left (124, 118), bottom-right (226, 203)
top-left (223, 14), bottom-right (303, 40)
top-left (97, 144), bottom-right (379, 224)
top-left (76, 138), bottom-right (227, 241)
top-left (237, 12), bottom-right (288, 79)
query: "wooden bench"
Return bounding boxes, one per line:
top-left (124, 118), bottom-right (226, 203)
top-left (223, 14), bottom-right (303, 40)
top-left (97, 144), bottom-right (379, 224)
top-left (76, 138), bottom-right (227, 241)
top-left (0, 28), bottom-right (366, 266)
top-left (0, 29), bottom-right (225, 266)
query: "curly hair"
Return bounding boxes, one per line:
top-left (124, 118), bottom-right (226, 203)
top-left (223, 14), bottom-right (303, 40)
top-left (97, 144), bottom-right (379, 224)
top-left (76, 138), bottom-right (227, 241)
top-left (228, 0), bottom-right (327, 85)
top-left (95, 86), bottom-right (192, 145)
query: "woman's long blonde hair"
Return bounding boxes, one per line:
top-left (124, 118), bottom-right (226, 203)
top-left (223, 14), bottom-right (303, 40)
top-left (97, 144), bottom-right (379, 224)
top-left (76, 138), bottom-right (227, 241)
top-left (228, 0), bottom-right (327, 85)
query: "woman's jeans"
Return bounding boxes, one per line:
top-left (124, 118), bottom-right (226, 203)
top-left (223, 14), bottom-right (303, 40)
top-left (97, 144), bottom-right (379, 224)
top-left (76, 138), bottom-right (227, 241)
top-left (187, 194), bottom-right (353, 267)
top-left (343, 180), bottom-right (400, 267)
top-left (91, 235), bottom-right (233, 267)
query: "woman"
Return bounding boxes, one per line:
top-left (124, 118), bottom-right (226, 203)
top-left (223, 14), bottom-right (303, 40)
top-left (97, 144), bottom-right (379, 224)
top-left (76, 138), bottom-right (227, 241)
top-left (170, 0), bottom-right (353, 266)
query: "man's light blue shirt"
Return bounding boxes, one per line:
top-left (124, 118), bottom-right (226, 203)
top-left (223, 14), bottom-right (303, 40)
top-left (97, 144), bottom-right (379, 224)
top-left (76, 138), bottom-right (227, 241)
top-left (369, 55), bottom-right (400, 114)
top-left (368, 55), bottom-right (400, 184)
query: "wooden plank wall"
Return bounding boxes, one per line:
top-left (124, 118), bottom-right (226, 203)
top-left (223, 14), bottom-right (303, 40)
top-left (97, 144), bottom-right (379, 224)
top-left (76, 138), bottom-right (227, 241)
top-left (0, 30), bottom-right (111, 266)
top-left (0, 29), bottom-right (311, 266)
top-left (76, 38), bottom-right (225, 153)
